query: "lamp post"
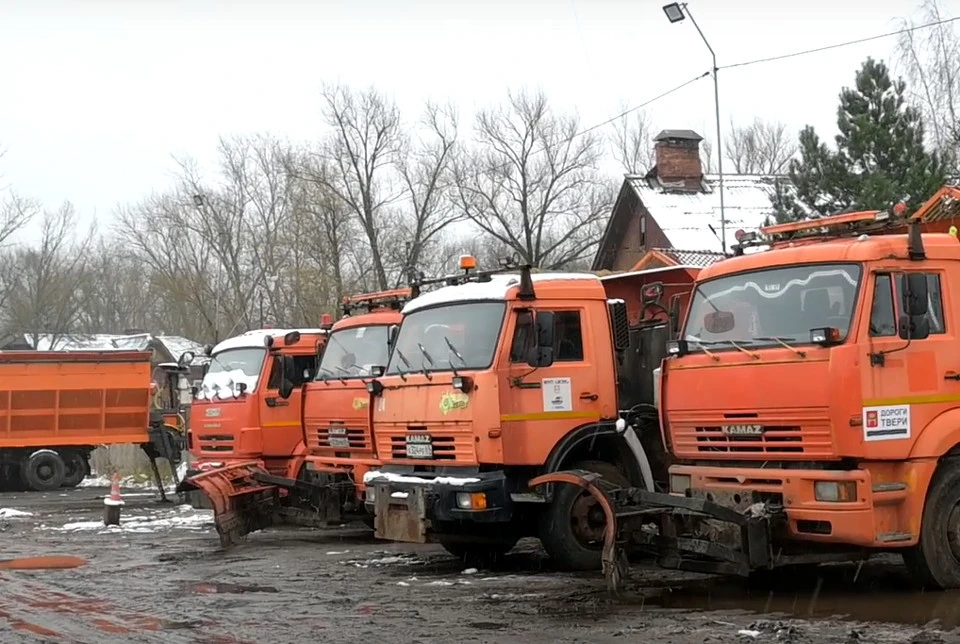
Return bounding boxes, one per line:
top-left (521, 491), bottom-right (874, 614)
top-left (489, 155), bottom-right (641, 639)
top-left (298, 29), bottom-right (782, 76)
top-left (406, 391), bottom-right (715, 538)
top-left (662, 2), bottom-right (727, 253)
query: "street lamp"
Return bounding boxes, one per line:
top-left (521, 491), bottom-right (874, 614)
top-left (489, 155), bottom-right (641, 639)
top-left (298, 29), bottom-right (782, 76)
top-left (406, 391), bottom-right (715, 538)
top-left (662, 2), bottom-right (727, 253)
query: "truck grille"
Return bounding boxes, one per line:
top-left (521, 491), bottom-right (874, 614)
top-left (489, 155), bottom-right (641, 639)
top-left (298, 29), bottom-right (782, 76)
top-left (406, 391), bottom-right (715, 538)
top-left (377, 424), bottom-right (476, 464)
top-left (197, 434), bottom-right (234, 453)
top-left (670, 408), bottom-right (835, 459)
top-left (314, 426), bottom-right (369, 451)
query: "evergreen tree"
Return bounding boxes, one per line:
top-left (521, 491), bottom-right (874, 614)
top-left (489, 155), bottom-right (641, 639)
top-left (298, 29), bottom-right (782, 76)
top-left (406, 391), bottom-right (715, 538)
top-left (774, 57), bottom-right (947, 222)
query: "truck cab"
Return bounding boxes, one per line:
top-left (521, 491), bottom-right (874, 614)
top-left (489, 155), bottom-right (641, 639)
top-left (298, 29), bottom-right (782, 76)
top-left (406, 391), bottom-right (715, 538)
top-left (364, 260), bottom-right (699, 568)
top-left (659, 210), bottom-right (960, 588)
top-left (184, 328), bottom-right (326, 486)
top-left (300, 289), bottom-right (410, 515)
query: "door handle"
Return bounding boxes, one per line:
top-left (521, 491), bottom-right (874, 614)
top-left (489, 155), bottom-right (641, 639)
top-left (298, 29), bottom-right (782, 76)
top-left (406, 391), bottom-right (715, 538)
top-left (579, 392), bottom-right (599, 401)
top-left (946, 372), bottom-right (960, 381)
top-left (265, 397), bottom-right (289, 407)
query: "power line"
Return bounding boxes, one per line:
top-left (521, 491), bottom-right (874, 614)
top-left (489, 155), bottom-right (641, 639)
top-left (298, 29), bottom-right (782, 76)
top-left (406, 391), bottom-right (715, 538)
top-left (720, 15), bottom-right (960, 70)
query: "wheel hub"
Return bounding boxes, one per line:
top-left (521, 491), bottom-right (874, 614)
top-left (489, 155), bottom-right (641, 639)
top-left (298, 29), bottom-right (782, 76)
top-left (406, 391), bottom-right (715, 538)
top-left (570, 491), bottom-right (607, 547)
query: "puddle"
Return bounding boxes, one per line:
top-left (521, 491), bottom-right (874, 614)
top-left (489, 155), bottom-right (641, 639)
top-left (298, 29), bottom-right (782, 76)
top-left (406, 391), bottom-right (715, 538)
top-left (647, 566), bottom-right (960, 628)
top-left (191, 582), bottom-right (279, 594)
top-left (0, 556), bottom-right (87, 570)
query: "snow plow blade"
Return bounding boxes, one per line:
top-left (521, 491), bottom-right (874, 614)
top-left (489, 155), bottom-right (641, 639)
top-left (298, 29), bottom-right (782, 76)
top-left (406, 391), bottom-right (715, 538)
top-left (529, 469), bottom-right (793, 594)
top-left (184, 461), bottom-right (281, 548)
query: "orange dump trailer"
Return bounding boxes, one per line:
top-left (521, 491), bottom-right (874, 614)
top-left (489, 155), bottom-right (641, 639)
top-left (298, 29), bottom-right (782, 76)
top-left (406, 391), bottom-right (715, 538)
top-left (0, 350), bottom-right (188, 494)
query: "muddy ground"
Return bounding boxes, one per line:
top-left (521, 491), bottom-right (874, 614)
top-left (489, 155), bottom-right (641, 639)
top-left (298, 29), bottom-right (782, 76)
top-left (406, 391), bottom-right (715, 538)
top-left (3, 486), bottom-right (960, 644)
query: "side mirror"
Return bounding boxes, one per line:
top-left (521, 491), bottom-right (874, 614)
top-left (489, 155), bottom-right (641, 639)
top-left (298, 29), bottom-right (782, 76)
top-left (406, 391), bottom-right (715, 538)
top-left (278, 379), bottom-right (295, 399)
top-left (387, 324), bottom-right (400, 349)
top-left (668, 295), bottom-right (681, 338)
top-left (283, 331), bottom-right (301, 345)
top-left (526, 310), bottom-right (555, 368)
top-left (899, 314), bottom-right (931, 340)
top-left (703, 311), bottom-right (735, 334)
top-left (903, 274), bottom-right (929, 317)
top-left (202, 344), bottom-right (213, 357)
top-left (178, 351), bottom-right (195, 368)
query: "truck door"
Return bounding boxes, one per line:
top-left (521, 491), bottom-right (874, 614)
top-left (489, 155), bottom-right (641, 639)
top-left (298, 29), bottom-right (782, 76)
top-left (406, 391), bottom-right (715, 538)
top-left (498, 304), bottom-right (606, 465)
top-left (259, 354), bottom-right (307, 459)
top-left (861, 269), bottom-right (957, 455)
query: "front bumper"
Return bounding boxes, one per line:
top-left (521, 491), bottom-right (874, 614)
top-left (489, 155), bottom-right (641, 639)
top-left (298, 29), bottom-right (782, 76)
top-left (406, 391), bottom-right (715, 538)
top-left (365, 469), bottom-right (514, 543)
top-left (670, 463), bottom-right (924, 548)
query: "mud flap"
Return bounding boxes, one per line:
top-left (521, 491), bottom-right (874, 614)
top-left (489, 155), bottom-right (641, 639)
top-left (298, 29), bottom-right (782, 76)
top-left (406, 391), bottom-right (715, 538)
top-left (372, 484), bottom-right (429, 544)
top-left (185, 461), bottom-right (281, 547)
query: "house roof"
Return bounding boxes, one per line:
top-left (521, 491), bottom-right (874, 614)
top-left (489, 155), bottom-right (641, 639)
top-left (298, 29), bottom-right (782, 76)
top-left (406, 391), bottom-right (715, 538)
top-left (593, 174), bottom-right (802, 270)
top-left (649, 248), bottom-right (726, 267)
top-left (8, 333), bottom-right (209, 366)
top-left (653, 129), bottom-right (703, 143)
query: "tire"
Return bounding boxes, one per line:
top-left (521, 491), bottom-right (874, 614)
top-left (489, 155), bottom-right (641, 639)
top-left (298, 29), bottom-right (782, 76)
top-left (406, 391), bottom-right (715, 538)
top-left (21, 450), bottom-right (67, 492)
top-left (538, 459), bottom-right (630, 571)
top-left (61, 451), bottom-right (89, 488)
top-left (903, 459), bottom-right (960, 589)
top-left (439, 537), bottom-right (518, 568)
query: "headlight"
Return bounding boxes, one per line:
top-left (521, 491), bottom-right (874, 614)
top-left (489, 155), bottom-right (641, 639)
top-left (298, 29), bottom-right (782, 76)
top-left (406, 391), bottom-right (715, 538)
top-left (814, 481), bottom-right (857, 502)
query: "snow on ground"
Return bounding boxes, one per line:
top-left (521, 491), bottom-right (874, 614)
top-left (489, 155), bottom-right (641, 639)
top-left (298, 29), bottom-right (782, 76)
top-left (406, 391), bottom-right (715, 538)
top-left (0, 508), bottom-right (33, 519)
top-left (77, 472), bottom-right (177, 494)
top-left (42, 505), bottom-right (213, 534)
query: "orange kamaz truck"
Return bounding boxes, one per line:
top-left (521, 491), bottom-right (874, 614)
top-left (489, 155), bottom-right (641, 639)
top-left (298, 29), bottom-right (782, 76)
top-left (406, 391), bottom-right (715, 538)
top-left (0, 350), bottom-right (189, 494)
top-left (177, 327), bottom-right (328, 513)
top-left (535, 195), bottom-right (960, 592)
top-left (363, 259), bottom-right (701, 568)
top-left (182, 291), bottom-right (411, 545)
top-left (297, 289), bottom-right (410, 523)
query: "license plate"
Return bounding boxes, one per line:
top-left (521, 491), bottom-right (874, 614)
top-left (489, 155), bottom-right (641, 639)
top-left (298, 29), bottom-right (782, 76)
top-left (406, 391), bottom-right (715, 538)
top-left (405, 435), bottom-right (433, 459)
top-left (328, 437), bottom-right (350, 448)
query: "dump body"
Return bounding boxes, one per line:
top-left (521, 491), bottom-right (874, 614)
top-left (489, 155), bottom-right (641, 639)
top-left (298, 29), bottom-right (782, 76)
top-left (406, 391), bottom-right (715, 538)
top-left (365, 266), bottom-right (700, 568)
top-left (0, 350), bottom-right (186, 492)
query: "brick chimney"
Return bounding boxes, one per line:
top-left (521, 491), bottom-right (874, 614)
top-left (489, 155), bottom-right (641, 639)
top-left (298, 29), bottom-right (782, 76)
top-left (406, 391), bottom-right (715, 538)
top-left (652, 129), bottom-right (703, 191)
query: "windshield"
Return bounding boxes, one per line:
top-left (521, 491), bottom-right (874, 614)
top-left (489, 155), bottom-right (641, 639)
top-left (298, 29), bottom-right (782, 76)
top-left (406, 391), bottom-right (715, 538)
top-left (386, 302), bottom-right (506, 375)
top-left (684, 263), bottom-right (862, 349)
top-left (317, 325), bottom-right (390, 380)
top-left (199, 347), bottom-right (266, 398)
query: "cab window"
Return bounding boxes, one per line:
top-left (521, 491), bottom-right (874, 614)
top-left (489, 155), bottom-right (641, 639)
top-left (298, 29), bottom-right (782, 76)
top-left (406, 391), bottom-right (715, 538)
top-left (898, 273), bottom-right (946, 335)
top-left (869, 274), bottom-right (896, 337)
top-left (508, 310), bottom-right (585, 363)
top-left (265, 354), bottom-right (316, 389)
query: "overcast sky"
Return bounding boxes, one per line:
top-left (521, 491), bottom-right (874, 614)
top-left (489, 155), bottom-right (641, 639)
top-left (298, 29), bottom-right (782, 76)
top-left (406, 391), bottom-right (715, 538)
top-left (1, 0), bottom-right (958, 241)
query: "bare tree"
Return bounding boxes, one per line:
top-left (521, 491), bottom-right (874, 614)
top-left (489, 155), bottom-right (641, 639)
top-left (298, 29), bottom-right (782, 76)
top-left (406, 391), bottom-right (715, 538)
top-left (393, 101), bottom-right (461, 281)
top-left (897, 0), bottom-right (960, 163)
top-left (316, 83), bottom-right (404, 290)
top-left (611, 106), bottom-right (655, 174)
top-left (453, 89), bottom-right (616, 269)
top-left (725, 118), bottom-right (798, 174)
top-left (3, 202), bottom-right (95, 347)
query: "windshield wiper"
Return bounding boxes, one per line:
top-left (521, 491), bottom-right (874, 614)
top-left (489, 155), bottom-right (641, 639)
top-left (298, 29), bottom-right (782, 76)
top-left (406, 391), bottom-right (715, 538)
top-left (417, 343), bottom-right (435, 380)
top-left (394, 349), bottom-right (411, 381)
top-left (752, 336), bottom-right (807, 357)
top-left (714, 339), bottom-right (760, 359)
top-left (316, 366), bottom-right (337, 383)
top-left (444, 336), bottom-right (466, 376)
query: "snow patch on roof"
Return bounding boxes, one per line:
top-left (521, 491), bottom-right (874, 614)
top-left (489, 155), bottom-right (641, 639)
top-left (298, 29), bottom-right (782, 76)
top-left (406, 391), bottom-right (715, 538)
top-left (15, 333), bottom-right (208, 366)
top-left (628, 174), bottom-right (804, 255)
top-left (211, 328), bottom-right (327, 354)
top-left (403, 273), bottom-right (600, 314)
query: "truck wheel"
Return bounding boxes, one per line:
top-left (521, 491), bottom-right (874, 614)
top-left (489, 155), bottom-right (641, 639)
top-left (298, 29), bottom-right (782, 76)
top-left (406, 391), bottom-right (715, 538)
top-left (903, 459), bottom-right (960, 589)
top-left (21, 450), bottom-right (67, 492)
top-left (439, 538), bottom-right (518, 568)
top-left (538, 460), bottom-right (629, 571)
top-left (61, 452), bottom-right (89, 488)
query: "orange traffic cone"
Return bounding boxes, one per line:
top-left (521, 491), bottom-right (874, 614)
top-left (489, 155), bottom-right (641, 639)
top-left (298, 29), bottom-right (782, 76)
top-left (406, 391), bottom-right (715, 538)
top-left (102, 473), bottom-right (124, 526)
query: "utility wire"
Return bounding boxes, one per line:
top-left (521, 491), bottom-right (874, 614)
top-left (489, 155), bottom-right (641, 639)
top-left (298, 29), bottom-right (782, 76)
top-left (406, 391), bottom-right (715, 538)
top-left (720, 15), bottom-right (960, 70)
